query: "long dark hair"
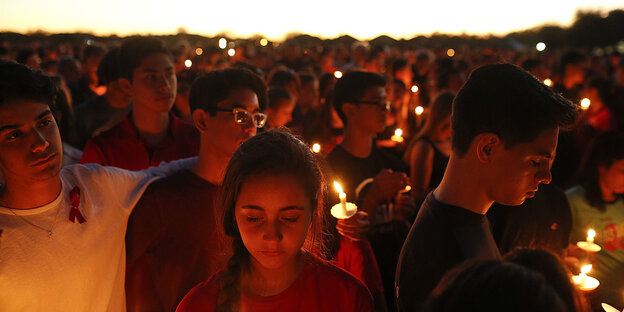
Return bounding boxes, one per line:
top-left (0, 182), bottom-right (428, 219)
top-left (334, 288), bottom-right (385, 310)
top-left (217, 129), bottom-right (327, 312)
top-left (504, 248), bottom-right (589, 312)
top-left (577, 131), bottom-right (624, 212)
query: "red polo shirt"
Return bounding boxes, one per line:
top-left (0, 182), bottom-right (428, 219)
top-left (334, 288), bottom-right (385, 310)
top-left (81, 113), bottom-right (199, 170)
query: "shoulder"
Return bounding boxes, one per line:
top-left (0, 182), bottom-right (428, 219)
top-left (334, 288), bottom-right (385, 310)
top-left (305, 256), bottom-right (371, 296)
top-left (176, 271), bottom-right (222, 312)
top-left (565, 185), bottom-right (587, 204)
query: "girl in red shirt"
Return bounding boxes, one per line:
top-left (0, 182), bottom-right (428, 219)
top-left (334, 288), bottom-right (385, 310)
top-left (177, 130), bottom-right (374, 312)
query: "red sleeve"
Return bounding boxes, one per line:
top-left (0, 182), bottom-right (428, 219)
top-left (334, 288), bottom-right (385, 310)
top-left (337, 238), bottom-right (384, 295)
top-left (80, 139), bottom-right (107, 165)
top-left (175, 273), bottom-right (220, 312)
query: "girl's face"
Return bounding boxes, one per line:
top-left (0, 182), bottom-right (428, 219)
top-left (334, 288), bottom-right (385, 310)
top-left (600, 158), bottom-right (624, 196)
top-left (235, 173), bottom-right (313, 271)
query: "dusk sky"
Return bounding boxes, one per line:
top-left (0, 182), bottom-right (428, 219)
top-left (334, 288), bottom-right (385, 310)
top-left (1, 0), bottom-right (622, 40)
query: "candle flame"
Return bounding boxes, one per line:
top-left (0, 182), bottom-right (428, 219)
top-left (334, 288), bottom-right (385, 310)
top-left (334, 71), bottom-right (343, 79)
top-left (228, 48), bottom-right (236, 56)
top-left (333, 181), bottom-right (344, 195)
top-left (536, 42), bottom-right (546, 52)
top-left (581, 98), bottom-right (591, 110)
top-left (312, 143), bottom-right (321, 153)
top-left (543, 78), bottom-right (552, 87)
top-left (581, 264), bottom-right (592, 274)
top-left (260, 38), bottom-right (268, 46)
top-left (403, 185), bottom-right (412, 192)
top-left (447, 49), bottom-right (455, 57)
top-left (219, 38), bottom-right (227, 49)
top-left (415, 106), bottom-right (424, 115)
top-left (184, 59), bottom-right (192, 68)
top-left (411, 85), bottom-right (419, 93)
top-left (394, 128), bottom-right (403, 137)
top-left (588, 229), bottom-right (596, 240)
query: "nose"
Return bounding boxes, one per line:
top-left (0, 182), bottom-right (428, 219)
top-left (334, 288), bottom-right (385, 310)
top-left (30, 128), bottom-right (50, 153)
top-left (157, 73), bottom-right (175, 92)
top-left (536, 168), bottom-right (552, 185)
top-left (262, 220), bottom-right (283, 242)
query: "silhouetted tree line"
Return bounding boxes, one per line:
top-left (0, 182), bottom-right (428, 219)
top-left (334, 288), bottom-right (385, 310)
top-left (1, 9), bottom-right (622, 50)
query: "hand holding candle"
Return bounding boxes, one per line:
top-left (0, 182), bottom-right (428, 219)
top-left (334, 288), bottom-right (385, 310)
top-left (577, 228), bottom-right (601, 252)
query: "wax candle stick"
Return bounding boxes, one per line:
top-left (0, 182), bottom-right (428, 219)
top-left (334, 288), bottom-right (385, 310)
top-left (577, 228), bottom-right (601, 252)
top-left (572, 264), bottom-right (600, 291)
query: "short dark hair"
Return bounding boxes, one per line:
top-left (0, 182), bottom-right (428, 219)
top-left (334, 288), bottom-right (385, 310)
top-left (332, 71), bottom-right (386, 123)
top-left (118, 36), bottom-right (171, 81)
top-left (267, 87), bottom-right (292, 110)
top-left (0, 60), bottom-right (57, 109)
top-left (188, 68), bottom-right (267, 115)
top-left (82, 44), bottom-right (106, 62)
top-left (451, 63), bottom-right (578, 156)
top-left (96, 47), bottom-right (121, 86)
top-left (423, 260), bottom-right (566, 312)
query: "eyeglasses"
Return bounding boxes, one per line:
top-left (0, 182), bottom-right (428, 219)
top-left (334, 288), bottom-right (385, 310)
top-left (214, 108), bottom-right (267, 128)
top-left (354, 100), bottom-right (391, 111)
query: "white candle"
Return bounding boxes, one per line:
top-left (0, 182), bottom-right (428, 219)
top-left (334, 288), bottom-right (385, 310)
top-left (334, 181), bottom-right (348, 216)
top-left (391, 128), bottom-right (404, 143)
top-left (572, 264), bottom-right (600, 291)
top-left (587, 229), bottom-right (596, 243)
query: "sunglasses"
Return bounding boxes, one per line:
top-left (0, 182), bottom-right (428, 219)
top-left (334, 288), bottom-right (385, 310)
top-left (214, 107), bottom-right (267, 128)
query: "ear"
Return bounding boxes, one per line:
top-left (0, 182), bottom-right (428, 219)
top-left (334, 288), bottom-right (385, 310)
top-left (117, 78), bottom-right (133, 95)
top-left (192, 108), bottom-right (209, 132)
top-left (342, 102), bottom-right (358, 120)
top-left (474, 133), bottom-right (500, 163)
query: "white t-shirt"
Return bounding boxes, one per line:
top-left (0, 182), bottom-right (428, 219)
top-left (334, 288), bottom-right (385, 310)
top-left (0, 159), bottom-right (193, 312)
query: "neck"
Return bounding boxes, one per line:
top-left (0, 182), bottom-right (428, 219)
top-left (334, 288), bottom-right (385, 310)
top-left (340, 125), bottom-right (374, 158)
top-left (0, 177), bottom-right (62, 209)
top-left (600, 178), bottom-right (617, 203)
top-left (192, 140), bottom-right (230, 185)
top-left (131, 107), bottom-right (170, 147)
top-left (433, 155), bottom-right (493, 215)
top-left (243, 251), bottom-right (305, 296)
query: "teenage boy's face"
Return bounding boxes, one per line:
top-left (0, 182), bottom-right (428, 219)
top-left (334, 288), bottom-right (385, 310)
top-left (128, 53), bottom-right (177, 114)
top-left (235, 173), bottom-right (312, 271)
top-left (489, 127), bottom-right (559, 206)
top-left (0, 100), bottom-right (62, 184)
top-left (207, 88), bottom-right (260, 156)
top-left (352, 86), bottom-right (388, 134)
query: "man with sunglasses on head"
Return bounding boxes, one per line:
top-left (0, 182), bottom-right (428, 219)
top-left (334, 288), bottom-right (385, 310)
top-left (125, 68), bottom-right (267, 312)
top-left (81, 36), bottom-right (199, 170)
top-left (326, 71), bottom-right (415, 312)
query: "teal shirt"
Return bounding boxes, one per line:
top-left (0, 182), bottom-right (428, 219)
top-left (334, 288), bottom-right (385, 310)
top-left (566, 185), bottom-right (624, 309)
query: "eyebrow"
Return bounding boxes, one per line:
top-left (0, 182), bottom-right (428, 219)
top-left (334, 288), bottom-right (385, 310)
top-left (534, 151), bottom-right (555, 159)
top-left (232, 103), bottom-right (260, 113)
top-left (240, 205), bottom-right (305, 211)
top-left (0, 110), bottom-right (51, 132)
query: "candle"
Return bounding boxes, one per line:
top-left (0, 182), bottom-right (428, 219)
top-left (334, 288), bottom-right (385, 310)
top-left (577, 228), bottom-right (601, 252)
top-left (391, 128), bottom-right (404, 143)
top-left (415, 106), bottom-right (424, 116)
top-left (543, 78), bottom-right (553, 87)
top-left (334, 71), bottom-right (343, 79)
top-left (184, 59), bottom-right (192, 68)
top-left (601, 303), bottom-right (623, 312)
top-left (587, 229), bottom-right (596, 243)
top-left (219, 38), bottom-right (227, 49)
top-left (312, 143), bottom-right (321, 153)
top-left (411, 85), bottom-right (419, 93)
top-left (331, 181), bottom-right (357, 219)
top-left (580, 98), bottom-right (591, 110)
top-left (572, 264), bottom-right (600, 291)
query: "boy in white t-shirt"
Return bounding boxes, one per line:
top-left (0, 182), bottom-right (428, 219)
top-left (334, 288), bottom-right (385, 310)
top-left (0, 60), bottom-right (193, 311)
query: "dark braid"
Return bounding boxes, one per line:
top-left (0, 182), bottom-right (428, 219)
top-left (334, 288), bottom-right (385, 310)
top-left (216, 238), bottom-right (247, 312)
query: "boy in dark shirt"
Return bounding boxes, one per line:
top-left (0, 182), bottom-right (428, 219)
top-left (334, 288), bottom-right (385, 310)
top-left (395, 63), bottom-right (578, 312)
top-left (326, 71), bottom-right (414, 312)
top-left (125, 68), bottom-right (267, 312)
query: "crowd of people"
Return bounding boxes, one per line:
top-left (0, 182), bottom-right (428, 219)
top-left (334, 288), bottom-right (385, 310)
top-left (0, 35), bottom-right (624, 311)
